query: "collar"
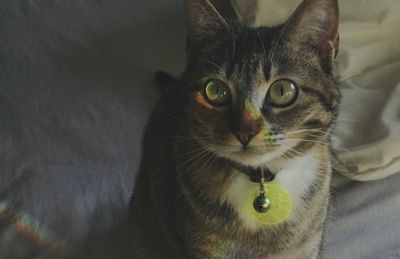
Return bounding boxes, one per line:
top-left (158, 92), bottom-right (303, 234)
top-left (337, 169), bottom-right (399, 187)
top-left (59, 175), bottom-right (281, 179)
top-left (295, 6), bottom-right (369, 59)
top-left (227, 160), bottom-right (275, 183)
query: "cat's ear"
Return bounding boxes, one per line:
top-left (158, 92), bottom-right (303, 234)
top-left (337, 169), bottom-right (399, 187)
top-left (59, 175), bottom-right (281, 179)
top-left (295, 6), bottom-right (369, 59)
top-left (185, 0), bottom-right (229, 49)
top-left (283, 0), bottom-right (339, 59)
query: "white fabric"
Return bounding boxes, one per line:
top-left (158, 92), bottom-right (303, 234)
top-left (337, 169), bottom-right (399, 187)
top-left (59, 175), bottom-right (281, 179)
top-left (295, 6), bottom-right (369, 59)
top-left (234, 0), bottom-right (400, 181)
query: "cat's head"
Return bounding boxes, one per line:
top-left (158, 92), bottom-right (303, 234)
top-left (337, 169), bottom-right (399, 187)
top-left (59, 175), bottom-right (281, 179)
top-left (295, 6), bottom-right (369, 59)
top-left (179, 0), bottom-right (340, 166)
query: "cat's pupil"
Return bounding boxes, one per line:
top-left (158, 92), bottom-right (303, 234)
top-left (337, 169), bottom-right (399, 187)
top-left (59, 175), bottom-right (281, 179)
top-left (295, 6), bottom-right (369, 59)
top-left (205, 80), bottom-right (231, 106)
top-left (267, 79), bottom-right (298, 107)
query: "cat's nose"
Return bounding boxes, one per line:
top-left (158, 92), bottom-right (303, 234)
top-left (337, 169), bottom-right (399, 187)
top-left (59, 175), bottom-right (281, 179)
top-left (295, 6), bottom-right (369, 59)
top-left (232, 102), bottom-right (261, 148)
top-left (234, 127), bottom-right (260, 148)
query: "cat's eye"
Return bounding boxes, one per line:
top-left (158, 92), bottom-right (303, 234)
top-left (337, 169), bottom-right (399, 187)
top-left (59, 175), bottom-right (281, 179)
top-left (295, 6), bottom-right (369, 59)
top-left (267, 79), bottom-right (298, 107)
top-left (204, 79), bottom-right (231, 106)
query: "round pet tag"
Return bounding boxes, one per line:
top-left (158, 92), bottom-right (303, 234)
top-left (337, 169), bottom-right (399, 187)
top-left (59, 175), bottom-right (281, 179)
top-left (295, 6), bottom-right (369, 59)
top-left (245, 182), bottom-right (292, 225)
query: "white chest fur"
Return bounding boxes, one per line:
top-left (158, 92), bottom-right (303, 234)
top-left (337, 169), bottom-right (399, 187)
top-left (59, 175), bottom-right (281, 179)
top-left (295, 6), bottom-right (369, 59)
top-left (220, 149), bottom-right (320, 231)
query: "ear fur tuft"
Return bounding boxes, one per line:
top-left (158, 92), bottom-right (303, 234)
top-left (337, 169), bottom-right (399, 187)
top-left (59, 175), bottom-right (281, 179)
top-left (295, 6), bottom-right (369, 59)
top-left (185, 0), bottom-right (229, 49)
top-left (284, 0), bottom-right (339, 59)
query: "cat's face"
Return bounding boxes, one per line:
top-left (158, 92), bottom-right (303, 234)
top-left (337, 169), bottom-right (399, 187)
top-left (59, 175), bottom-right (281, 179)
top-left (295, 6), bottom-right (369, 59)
top-left (180, 0), bottom-right (340, 166)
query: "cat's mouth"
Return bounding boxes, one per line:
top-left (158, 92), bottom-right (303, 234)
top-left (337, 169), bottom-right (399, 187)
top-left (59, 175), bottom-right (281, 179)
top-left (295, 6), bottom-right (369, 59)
top-left (232, 147), bottom-right (265, 155)
top-left (195, 136), bottom-right (285, 166)
top-left (219, 146), bottom-right (282, 167)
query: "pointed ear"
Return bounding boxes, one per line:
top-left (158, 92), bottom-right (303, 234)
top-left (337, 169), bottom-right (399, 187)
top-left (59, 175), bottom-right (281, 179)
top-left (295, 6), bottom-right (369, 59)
top-left (283, 0), bottom-right (339, 59)
top-left (185, 0), bottom-right (229, 49)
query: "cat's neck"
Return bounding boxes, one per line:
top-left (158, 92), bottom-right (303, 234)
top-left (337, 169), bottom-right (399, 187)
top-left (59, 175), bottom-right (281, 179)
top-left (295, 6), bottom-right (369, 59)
top-left (176, 142), bottom-right (331, 232)
top-left (221, 144), bottom-right (331, 231)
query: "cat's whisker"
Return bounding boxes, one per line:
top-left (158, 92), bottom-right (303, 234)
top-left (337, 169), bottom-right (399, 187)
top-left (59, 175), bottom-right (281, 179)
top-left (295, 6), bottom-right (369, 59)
top-left (204, 154), bottom-right (219, 178)
top-left (325, 114), bottom-right (363, 122)
top-left (285, 138), bottom-right (330, 146)
top-left (285, 147), bottom-right (306, 158)
top-left (186, 152), bottom-right (212, 172)
top-left (175, 146), bottom-right (213, 171)
top-left (195, 151), bottom-right (217, 174)
top-left (187, 148), bottom-right (218, 173)
top-left (336, 118), bottom-right (363, 122)
top-left (156, 108), bottom-right (203, 130)
top-left (177, 152), bottom-right (211, 173)
top-left (283, 133), bottom-right (332, 144)
top-left (277, 149), bottom-right (292, 163)
top-left (174, 145), bottom-right (213, 159)
top-left (210, 141), bottom-right (239, 149)
top-left (188, 59), bottom-right (225, 72)
top-left (150, 144), bottom-right (210, 174)
top-left (161, 140), bottom-right (203, 148)
top-left (170, 136), bottom-right (215, 145)
top-left (286, 128), bottom-right (328, 135)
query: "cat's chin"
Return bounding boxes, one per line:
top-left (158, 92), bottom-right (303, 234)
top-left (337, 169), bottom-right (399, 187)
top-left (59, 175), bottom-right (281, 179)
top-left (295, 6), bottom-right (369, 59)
top-left (221, 149), bottom-right (281, 168)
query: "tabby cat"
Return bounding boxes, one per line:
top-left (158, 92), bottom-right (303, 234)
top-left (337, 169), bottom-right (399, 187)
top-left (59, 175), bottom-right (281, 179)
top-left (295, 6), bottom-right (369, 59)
top-left (130, 0), bottom-right (340, 258)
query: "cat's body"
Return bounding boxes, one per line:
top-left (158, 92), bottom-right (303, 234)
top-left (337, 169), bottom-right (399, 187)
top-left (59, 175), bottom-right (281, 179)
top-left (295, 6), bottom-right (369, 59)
top-left (132, 131), bottom-right (331, 258)
top-left (130, 0), bottom-right (340, 258)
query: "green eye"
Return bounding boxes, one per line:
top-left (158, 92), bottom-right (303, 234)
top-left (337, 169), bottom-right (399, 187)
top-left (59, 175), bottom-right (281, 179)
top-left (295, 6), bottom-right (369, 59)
top-left (204, 79), bottom-right (231, 106)
top-left (267, 79), bottom-right (298, 107)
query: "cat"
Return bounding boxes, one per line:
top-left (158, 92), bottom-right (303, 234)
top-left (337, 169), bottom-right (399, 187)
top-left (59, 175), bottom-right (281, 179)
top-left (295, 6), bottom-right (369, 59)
top-left (130, 0), bottom-right (340, 258)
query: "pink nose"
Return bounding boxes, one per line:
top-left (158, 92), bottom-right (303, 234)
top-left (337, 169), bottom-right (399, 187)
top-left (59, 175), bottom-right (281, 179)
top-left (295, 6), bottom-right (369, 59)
top-left (232, 104), bottom-right (261, 148)
top-left (234, 126), bottom-right (260, 148)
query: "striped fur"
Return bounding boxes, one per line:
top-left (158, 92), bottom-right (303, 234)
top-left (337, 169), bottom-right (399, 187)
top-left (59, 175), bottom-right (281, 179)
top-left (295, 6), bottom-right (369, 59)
top-left (130, 0), bottom-right (340, 258)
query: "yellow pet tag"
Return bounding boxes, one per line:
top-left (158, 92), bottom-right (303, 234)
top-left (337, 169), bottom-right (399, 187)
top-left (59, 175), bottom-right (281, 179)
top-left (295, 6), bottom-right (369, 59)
top-left (245, 182), bottom-right (292, 225)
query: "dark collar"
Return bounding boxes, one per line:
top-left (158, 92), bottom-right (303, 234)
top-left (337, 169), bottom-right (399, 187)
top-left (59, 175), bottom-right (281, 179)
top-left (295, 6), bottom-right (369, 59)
top-left (227, 160), bottom-right (275, 183)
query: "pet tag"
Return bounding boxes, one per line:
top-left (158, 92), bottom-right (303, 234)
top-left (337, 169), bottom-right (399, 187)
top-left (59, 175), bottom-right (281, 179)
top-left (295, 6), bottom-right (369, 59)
top-left (245, 182), bottom-right (292, 225)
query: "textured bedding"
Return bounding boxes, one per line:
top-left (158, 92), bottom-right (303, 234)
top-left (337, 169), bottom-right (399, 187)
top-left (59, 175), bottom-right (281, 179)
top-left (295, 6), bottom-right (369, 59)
top-left (0, 0), bottom-right (398, 258)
